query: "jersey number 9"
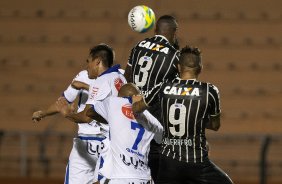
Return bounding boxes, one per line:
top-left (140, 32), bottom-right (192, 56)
top-left (169, 103), bottom-right (187, 137)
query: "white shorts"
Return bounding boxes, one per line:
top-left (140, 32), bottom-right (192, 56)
top-left (64, 136), bottom-right (105, 184)
top-left (93, 138), bottom-right (110, 183)
top-left (100, 178), bottom-right (152, 184)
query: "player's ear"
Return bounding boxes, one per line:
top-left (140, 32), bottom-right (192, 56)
top-left (95, 58), bottom-right (102, 66)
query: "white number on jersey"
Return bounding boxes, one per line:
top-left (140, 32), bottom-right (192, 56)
top-left (168, 103), bottom-right (186, 137)
top-left (134, 56), bottom-right (153, 87)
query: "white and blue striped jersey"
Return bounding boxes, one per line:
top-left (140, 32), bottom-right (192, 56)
top-left (86, 64), bottom-right (127, 135)
top-left (63, 70), bottom-right (101, 135)
top-left (93, 96), bottom-right (163, 180)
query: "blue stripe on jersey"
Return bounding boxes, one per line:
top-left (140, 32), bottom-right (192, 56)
top-left (98, 174), bottom-right (104, 181)
top-left (122, 96), bottom-right (133, 104)
top-left (91, 104), bottom-right (95, 110)
top-left (99, 64), bottom-right (120, 77)
top-left (99, 156), bottom-right (104, 169)
top-left (62, 93), bottom-right (72, 104)
top-left (64, 162), bottom-right (69, 184)
top-left (77, 136), bottom-right (105, 141)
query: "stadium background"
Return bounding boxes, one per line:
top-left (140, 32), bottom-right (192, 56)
top-left (0, 0), bottom-right (281, 183)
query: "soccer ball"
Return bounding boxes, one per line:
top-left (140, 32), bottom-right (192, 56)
top-left (128, 5), bottom-right (155, 33)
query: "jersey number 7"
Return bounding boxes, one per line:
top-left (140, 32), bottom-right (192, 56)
top-left (131, 121), bottom-right (145, 150)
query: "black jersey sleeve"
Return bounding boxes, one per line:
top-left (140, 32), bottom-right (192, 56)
top-left (127, 46), bottom-right (137, 67)
top-left (208, 83), bottom-right (221, 116)
top-left (143, 81), bottom-right (164, 106)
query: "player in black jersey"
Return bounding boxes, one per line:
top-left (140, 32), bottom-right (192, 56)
top-left (124, 15), bottom-right (179, 88)
top-left (133, 46), bottom-right (233, 184)
top-left (124, 15), bottom-right (180, 182)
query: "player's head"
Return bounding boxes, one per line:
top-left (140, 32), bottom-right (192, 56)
top-left (118, 83), bottom-right (140, 97)
top-left (179, 45), bottom-right (202, 77)
top-left (87, 43), bottom-right (115, 79)
top-left (155, 15), bottom-right (178, 48)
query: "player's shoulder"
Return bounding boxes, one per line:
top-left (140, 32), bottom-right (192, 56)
top-left (168, 77), bottom-right (181, 85)
top-left (75, 70), bottom-right (88, 78)
top-left (135, 36), bottom-right (178, 56)
top-left (209, 83), bottom-right (219, 92)
top-left (105, 96), bottom-right (127, 105)
top-left (73, 70), bottom-right (92, 84)
top-left (135, 35), bottom-right (165, 47)
top-left (97, 65), bottom-right (120, 79)
top-left (205, 82), bottom-right (220, 93)
top-left (94, 70), bottom-right (126, 90)
top-left (99, 70), bottom-right (126, 82)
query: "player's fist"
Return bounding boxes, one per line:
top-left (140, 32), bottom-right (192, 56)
top-left (32, 110), bottom-right (44, 122)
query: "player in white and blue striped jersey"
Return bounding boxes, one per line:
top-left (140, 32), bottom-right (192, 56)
top-left (33, 44), bottom-right (126, 184)
top-left (86, 83), bottom-right (163, 184)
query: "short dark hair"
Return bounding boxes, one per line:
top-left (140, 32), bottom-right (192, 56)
top-left (89, 43), bottom-right (114, 67)
top-left (156, 15), bottom-right (178, 33)
top-left (180, 45), bottom-right (202, 75)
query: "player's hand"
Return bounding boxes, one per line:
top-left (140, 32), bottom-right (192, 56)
top-left (56, 97), bottom-right (75, 117)
top-left (32, 110), bottom-right (44, 123)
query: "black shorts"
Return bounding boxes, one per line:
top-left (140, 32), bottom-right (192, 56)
top-left (147, 102), bottom-right (162, 182)
top-left (148, 140), bottom-right (161, 182)
top-left (157, 154), bottom-right (233, 184)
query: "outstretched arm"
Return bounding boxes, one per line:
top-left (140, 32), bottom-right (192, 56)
top-left (32, 99), bottom-right (62, 122)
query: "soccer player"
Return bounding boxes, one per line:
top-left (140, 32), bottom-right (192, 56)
top-left (32, 43), bottom-right (125, 184)
top-left (133, 46), bottom-right (233, 184)
top-left (58, 83), bottom-right (163, 184)
top-left (124, 15), bottom-right (180, 181)
top-left (124, 15), bottom-right (180, 87)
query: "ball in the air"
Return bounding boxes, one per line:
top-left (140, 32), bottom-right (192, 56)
top-left (128, 5), bottom-right (155, 33)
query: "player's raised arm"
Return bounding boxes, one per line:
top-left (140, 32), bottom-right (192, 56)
top-left (206, 84), bottom-right (221, 131)
top-left (32, 70), bottom-right (90, 123)
top-left (32, 102), bottom-right (60, 122)
top-left (71, 81), bottom-right (89, 91)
